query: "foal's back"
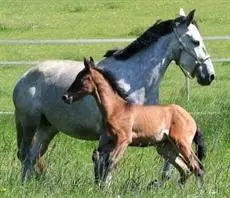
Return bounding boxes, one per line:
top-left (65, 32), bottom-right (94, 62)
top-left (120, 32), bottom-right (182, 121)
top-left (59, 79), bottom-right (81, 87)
top-left (130, 104), bottom-right (196, 145)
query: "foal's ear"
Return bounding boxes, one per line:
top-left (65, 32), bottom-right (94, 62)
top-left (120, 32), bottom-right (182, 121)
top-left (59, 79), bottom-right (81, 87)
top-left (90, 56), bottom-right (96, 67)
top-left (185, 9), bottom-right (196, 26)
top-left (83, 57), bottom-right (91, 70)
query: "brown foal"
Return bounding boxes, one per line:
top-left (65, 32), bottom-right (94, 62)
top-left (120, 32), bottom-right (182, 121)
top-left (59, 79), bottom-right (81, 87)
top-left (62, 57), bottom-right (205, 186)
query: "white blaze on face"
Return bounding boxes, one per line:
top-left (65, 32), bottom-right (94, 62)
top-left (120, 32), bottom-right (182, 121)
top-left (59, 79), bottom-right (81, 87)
top-left (188, 24), bottom-right (215, 75)
top-left (187, 24), bottom-right (211, 62)
top-left (204, 57), bottom-right (215, 75)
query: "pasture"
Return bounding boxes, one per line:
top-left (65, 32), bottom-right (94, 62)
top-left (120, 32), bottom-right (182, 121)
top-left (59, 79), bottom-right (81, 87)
top-left (0, 0), bottom-right (230, 197)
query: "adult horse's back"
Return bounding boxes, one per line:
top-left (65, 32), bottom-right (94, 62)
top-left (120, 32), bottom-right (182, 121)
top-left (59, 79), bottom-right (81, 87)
top-left (13, 9), bottom-right (215, 182)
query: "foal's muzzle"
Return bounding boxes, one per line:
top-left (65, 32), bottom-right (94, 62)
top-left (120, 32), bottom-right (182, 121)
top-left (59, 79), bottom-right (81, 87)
top-left (62, 94), bottom-right (73, 104)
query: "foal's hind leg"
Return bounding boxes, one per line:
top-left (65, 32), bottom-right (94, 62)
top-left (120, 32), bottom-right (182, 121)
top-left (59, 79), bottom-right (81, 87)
top-left (176, 140), bottom-right (204, 183)
top-left (169, 125), bottom-right (204, 183)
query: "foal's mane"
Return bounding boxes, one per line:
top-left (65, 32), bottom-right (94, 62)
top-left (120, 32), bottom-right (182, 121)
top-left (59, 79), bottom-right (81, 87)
top-left (104, 16), bottom-right (198, 60)
top-left (94, 67), bottom-right (132, 103)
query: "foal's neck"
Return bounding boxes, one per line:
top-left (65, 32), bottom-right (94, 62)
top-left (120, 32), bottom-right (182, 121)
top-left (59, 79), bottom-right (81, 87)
top-left (92, 70), bottom-right (127, 119)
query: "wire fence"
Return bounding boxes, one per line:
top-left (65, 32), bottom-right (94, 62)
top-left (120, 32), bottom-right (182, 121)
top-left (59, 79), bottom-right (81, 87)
top-left (0, 58), bottom-right (229, 67)
top-left (0, 36), bottom-right (230, 45)
top-left (0, 37), bottom-right (229, 66)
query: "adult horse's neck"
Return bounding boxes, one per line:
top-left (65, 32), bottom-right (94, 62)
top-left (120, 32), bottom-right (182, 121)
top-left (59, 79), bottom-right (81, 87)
top-left (98, 33), bottom-right (174, 105)
top-left (91, 70), bottom-right (127, 119)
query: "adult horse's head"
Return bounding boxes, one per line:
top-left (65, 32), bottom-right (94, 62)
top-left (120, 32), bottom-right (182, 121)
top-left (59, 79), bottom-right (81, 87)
top-left (172, 9), bottom-right (215, 85)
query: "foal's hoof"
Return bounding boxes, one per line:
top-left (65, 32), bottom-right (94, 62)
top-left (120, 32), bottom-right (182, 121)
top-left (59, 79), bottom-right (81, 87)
top-left (147, 179), bottom-right (163, 189)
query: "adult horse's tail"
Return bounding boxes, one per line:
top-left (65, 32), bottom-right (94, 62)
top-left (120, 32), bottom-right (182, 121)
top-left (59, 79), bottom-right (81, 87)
top-left (193, 125), bottom-right (206, 162)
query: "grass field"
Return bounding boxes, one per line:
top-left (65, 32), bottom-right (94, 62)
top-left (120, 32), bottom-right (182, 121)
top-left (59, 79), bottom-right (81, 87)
top-left (0, 1), bottom-right (230, 197)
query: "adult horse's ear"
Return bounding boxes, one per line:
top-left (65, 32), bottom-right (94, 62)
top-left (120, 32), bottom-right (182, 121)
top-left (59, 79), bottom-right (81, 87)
top-left (179, 8), bottom-right (186, 16)
top-left (185, 9), bottom-right (196, 26)
top-left (83, 57), bottom-right (91, 70)
top-left (90, 56), bottom-right (95, 67)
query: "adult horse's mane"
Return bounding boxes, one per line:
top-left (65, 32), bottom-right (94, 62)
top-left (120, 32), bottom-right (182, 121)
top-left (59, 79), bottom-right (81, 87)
top-left (95, 67), bottom-right (132, 103)
top-left (104, 16), bottom-right (198, 60)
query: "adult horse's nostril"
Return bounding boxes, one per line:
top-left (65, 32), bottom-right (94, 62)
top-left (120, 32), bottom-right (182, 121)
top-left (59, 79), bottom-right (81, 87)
top-left (62, 95), bottom-right (68, 101)
top-left (210, 74), bottom-right (215, 81)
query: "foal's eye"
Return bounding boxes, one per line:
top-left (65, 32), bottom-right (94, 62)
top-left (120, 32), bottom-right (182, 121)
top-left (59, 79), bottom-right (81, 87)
top-left (80, 78), bottom-right (85, 84)
top-left (81, 77), bottom-right (90, 84)
top-left (192, 40), bottom-right (200, 46)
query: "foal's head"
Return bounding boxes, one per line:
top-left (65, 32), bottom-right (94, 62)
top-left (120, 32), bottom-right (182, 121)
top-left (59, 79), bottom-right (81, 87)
top-left (62, 57), bottom-right (96, 104)
top-left (63, 57), bottom-right (131, 105)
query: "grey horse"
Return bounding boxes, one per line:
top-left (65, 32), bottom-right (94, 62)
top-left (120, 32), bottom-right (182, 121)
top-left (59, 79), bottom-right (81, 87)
top-left (13, 9), bottom-right (215, 183)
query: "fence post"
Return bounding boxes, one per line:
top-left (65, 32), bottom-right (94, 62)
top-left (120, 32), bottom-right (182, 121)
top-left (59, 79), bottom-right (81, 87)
top-left (185, 76), bottom-right (190, 101)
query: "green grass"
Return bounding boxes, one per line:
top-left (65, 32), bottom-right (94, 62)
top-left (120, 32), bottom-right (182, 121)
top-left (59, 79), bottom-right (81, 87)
top-left (0, 0), bottom-right (229, 61)
top-left (0, 63), bottom-right (229, 197)
top-left (0, 0), bottom-right (230, 197)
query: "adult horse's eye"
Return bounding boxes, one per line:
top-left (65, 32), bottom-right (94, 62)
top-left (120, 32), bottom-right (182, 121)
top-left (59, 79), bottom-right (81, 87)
top-left (193, 40), bottom-right (200, 46)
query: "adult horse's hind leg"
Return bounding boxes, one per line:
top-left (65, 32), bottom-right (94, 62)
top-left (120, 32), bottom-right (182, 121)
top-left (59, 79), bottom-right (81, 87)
top-left (156, 141), bottom-right (191, 185)
top-left (20, 123), bottom-right (38, 183)
top-left (34, 125), bottom-right (58, 173)
top-left (148, 159), bottom-right (171, 188)
top-left (26, 120), bottom-right (58, 177)
top-left (15, 110), bottom-right (39, 183)
top-left (15, 113), bottom-right (23, 160)
top-left (18, 112), bottom-right (58, 183)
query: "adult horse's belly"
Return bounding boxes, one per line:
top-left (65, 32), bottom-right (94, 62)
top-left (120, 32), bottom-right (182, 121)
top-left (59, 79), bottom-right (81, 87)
top-left (41, 86), bottom-right (102, 140)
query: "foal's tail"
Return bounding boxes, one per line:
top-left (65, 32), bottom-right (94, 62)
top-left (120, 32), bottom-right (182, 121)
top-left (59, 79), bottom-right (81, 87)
top-left (193, 125), bottom-right (206, 162)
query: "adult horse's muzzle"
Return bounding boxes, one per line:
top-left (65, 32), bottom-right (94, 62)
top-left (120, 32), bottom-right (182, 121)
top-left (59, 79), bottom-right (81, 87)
top-left (195, 63), bottom-right (215, 86)
top-left (197, 73), bottom-right (215, 86)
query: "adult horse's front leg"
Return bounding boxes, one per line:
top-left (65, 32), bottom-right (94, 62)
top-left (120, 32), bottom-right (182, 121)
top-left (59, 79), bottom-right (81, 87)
top-left (156, 140), bottom-right (191, 185)
top-left (162, 160), bottom-right (171, 181)
top-left (147, 159), bottom-right (171, 188)
top-left (92, 148), bottom-right (100, 184)
top-left (93, 135), bottom-right (129, 187)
